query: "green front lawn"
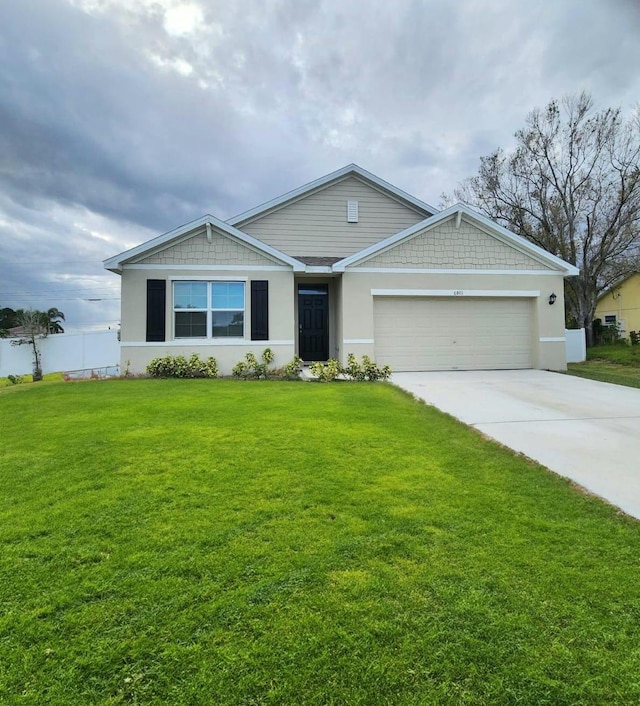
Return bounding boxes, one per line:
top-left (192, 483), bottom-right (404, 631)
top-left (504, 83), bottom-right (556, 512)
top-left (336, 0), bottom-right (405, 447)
top-left (0, 371), bottom-right (63, 388)
top-left (587, 343), bottom-right (640, 366)
top-left (2, 380), bottom-right (640, 704)
top-left (566, 361), bottom-right (640, 389)
top-left (565, 343), bottom-right (640, 388)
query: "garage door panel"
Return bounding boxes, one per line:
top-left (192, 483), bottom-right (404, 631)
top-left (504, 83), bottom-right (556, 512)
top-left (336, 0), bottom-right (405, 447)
top-left (374, 297), bottom-right (533, 371)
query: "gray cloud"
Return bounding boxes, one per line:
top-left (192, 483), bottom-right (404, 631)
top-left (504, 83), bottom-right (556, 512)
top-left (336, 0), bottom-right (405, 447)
top-left (0, 0), bottom-right (639, 332)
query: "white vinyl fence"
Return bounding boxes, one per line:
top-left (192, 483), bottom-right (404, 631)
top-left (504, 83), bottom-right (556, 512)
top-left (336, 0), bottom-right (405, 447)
top-left (565, 328), bottom-right (586, 363)
top-left (0, 330), bottom-right (120, 378)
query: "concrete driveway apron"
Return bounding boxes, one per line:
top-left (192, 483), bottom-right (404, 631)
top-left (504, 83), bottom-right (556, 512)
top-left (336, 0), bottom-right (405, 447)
top-left (392, 370), bottom-right (640, 519)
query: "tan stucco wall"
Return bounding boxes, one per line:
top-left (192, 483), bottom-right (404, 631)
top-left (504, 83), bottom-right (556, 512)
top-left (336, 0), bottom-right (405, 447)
top-left (337, 270), bottom-right (568, 370)
top-left (133, 227), bottom-right (280, 266)
top-left (595, 274), bottom-right (640, 338)
top-left (119, 267), bottom-right (568, 373)
top-left (361, 217), bottom-right (552, 270)
top-left (121, 343), bottom-right (296, 377)
top-left (119, 267), bottom-right (295, 375)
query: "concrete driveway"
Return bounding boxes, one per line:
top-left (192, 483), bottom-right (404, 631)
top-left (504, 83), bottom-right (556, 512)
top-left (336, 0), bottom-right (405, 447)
top-left (392, 370), bottom-right (640, 519)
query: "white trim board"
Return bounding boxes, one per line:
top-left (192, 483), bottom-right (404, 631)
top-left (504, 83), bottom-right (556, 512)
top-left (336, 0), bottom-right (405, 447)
top-left (348, 268), bottom-right (561, 276)
top-left (343, 339), bottom-right (375, 344)
top-left (169, 275), bottom-right (248, 282)
top-left (121, 340), bottom-right (296, 348)
top-left (370, 289), bottom-right (540, 298)
top-left (305, 266), bottom-right (334, 274)
top-left (124, 264), bottom-right (290, 272)
top-left (539, 337), bottom-right (566, 343)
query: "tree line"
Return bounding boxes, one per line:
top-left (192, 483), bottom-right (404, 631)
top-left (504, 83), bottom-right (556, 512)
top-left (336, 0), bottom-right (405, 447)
top-left (0, 307), bottom-right (65, 337)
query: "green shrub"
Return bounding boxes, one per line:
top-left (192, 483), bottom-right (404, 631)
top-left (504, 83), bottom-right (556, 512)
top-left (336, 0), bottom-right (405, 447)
top-left (630, 331), bottom-right (640, 346)
top-left (233, 350), bottom-right (303, 381)
top-left (231, 360), bottom-right (249, 378)
top-left (280, 355), bottom-right (304, 380)
top-left (310, 354), bottom-right (391, 382)
top-left (309, 358), bottom-right (342, 382)
top-left (232, 348), bottom-right (277, 379)
top-left (360, 355), bottom-right (392, 381)
top-left (7, 374), bottom-right (25, 385)
top-left (594, 317), bottom-right (624, 345)
top-left (342, 353), bottom-right (366, 381)
top-left (341, 353), bottom-right (392, 382)
top-left (146, 354), bottom-right (219, 379)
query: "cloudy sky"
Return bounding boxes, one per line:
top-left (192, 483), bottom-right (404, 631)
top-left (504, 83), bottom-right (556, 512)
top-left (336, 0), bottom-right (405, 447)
top-left (1, 0), bottom-right (639, 331)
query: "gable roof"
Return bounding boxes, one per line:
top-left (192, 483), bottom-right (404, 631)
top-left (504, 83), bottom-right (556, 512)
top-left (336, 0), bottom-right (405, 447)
top-left (333, 203), bottom-right (580, 276)
top-left (103, 213), bottom-right (305, 273)
top-left (596, 271), bottom-right (640, 302)
top-left (227, 164), bottom-right (437, 227)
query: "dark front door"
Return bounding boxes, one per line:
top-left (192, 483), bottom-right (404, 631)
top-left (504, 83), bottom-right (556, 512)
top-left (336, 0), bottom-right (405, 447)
top-left (298, 284), bottom-right (329, 362)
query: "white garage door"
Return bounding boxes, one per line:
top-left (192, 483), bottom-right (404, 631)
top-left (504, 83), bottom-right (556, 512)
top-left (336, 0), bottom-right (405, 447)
top-left (374, 297), bottom-right (533, 371)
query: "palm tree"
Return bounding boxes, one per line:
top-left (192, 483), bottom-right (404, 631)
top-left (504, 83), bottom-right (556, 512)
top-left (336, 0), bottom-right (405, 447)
top-left (45, 308), bottom-right (65, 334)
top-left (12, 309), bottom-right (48, 381)
top-left (9, 307), bottom-right (66, 381)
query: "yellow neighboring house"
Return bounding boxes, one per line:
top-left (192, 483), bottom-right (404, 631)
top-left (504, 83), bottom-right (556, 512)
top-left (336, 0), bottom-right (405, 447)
top-left (595, 273), bottom-right (640, 338)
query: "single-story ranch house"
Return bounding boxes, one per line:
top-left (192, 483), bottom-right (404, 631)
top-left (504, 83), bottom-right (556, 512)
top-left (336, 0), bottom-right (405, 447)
top-left (104, 164), bottom-right (578, 374)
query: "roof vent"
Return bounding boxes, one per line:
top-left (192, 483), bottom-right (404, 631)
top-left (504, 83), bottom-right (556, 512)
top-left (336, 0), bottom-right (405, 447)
top-left (347, 200), bottom-right (359, 223)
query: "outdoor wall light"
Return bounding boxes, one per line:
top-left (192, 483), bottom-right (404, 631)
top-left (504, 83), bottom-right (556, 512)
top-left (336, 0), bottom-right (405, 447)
top-left (548, 293), bottom-right (557, 305)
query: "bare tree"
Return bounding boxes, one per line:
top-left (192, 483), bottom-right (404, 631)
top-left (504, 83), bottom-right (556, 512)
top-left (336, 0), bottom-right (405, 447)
top-left (453, 93), bottom-right (640, 345)
top-left (10, 309), bottom-right (56, 381)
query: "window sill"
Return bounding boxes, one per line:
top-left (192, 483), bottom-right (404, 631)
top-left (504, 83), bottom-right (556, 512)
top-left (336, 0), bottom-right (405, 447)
top-left (121, 339), bottom-right (296, 347)
top-left (172, 337), bottom-right (247, 344)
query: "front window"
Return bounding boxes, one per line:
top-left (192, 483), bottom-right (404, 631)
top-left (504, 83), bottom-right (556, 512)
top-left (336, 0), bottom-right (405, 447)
top-left (211, 282), bottom-right (244, 337)
top-left (174, 281), bottom-right (245, 338)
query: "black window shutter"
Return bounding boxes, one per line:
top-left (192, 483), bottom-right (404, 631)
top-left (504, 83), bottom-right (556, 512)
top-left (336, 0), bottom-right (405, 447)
top-left (146, 279), bottom-right (166, 342)
top-left (251, 280), bottom-right (269, 341)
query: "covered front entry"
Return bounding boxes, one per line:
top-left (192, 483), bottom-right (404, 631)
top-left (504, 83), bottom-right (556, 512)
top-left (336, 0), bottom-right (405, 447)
top-left (373, 296), bottom-right (534, 371)
top-left (298, 284), bottom-right (329, 362)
